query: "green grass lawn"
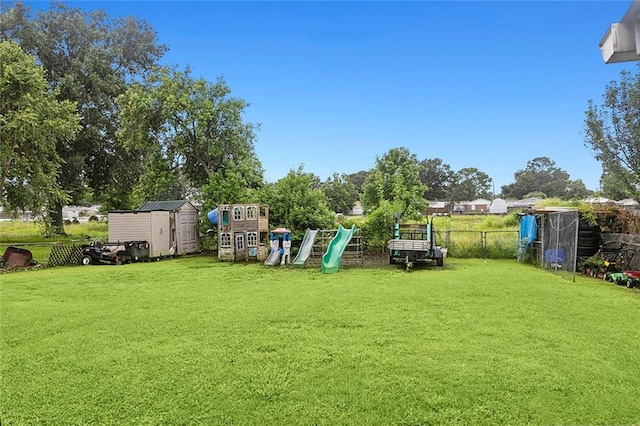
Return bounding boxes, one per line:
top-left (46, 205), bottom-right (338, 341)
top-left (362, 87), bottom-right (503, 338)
top-left (0, 220), bottom-right (108, 243)
top-left (2, 257), bottom-right (640, 425)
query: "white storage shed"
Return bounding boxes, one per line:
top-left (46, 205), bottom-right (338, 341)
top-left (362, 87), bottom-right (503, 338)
top-left (108, 200), bottom-right (200, 258)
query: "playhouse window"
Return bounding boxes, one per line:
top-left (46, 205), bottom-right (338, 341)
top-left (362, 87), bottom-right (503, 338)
top-left (246, 206), bottom-right (257, 220)
top-left (247, 232), bottom-right (258, 247)
top-left (233, 206), bottom-right (244, 221)
top-left (222, 210), bottom-right (229, 226)
top-left (220, 233), bottom-right (231, 247)
top-left (236, 234), bottom-right (245, 250)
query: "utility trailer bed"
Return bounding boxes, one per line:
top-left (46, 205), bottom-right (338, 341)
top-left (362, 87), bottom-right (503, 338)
top-left (388, 218), bottom-right (445, 271)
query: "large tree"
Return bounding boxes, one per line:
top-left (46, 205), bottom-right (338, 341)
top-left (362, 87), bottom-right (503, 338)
top-left (346, 170), bottom-right (369, 194)
top-left (448, 167), bottom-right (493, 202)
top-left (265, 167), bottom-right (335, 236)
top-left (501, 157), bottom-right (572, 200)
top-left (1, 1), bottom-right (167, 232)
top-left (361, 147), bottom-right (427, 217)
top-left (0, 40), bottom-right (79, 227)
top-left (117, 66), bottom-right (263, 212)
top-left (419, 158), bottom-right (455, 200)
top-left (322, 173), bottom-right (359, 214)
top-left (584, 67), bottom-right (640, 201)
top-left (599, 168), bottom-right (633, 200)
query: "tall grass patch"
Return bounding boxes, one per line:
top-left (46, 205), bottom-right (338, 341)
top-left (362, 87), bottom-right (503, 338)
top-left (2, 256), bottom-right (640, 424)
top-left (0, 220), bottom-right (107, 243)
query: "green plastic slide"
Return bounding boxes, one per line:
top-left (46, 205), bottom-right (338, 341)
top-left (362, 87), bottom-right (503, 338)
top-left (292, 229), bottom-right (318, 268)
top-left (321, 224), bottom-right (356, 274)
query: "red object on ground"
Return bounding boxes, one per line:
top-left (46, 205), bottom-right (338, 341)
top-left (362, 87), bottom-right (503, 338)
top-left (2, 246), bottom-right (33, 267)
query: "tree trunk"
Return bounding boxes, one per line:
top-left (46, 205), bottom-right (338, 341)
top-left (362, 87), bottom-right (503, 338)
top-left (48, 201), bottom-right (66, 236)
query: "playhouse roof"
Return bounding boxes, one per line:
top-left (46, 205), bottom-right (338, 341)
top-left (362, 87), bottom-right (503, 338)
top-left (272, 227), bottom-right (291, 234)
top-left (137, 200), bottom-right (198, 212)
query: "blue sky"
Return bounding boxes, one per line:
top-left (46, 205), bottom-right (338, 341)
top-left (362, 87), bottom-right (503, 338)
top-left (33, 1), bottom-right (639, 193)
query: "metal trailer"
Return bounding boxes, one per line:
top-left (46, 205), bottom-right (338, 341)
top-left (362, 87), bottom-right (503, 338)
top-left (388, 217), bottom-right (445, 271)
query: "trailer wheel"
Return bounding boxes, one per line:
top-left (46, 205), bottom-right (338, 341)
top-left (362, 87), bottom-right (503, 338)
top-left (405, 256), bottom-right (412, 272)
top-left (81, 255), bottom-right (91, 266)
top-left (436, 257), bottom-right (443, 266)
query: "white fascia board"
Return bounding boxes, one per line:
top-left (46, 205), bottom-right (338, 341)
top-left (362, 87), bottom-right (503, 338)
top-left (600, 1), bottom-right (640, 63)
top-left (600, 22), bottom-right (640, 63)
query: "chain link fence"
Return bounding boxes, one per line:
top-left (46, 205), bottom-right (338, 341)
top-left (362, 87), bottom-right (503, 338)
top-left (435, 230), bottom-right (519, 259)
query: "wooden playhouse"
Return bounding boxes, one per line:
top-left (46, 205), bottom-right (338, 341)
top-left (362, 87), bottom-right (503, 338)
top-left (108, 200), bottom-right (201, 258)
top-left (216, 204), bottom-right (269, 261)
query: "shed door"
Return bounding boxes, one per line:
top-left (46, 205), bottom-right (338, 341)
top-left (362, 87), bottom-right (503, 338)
top-left (150, 211), bottom-right (171, 257)
top-left (178, 211), bottom-right (199, 254)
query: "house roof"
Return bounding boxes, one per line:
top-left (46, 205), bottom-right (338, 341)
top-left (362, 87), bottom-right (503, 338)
top-left (617, 198), bottom-right (639, 206)
top-left (426, 201), bottom-right (448, 208)
top-left (137, 200), bottom-right (198, 212)
top-left (584, 197), bottom-right (614, 204)
top-left (468, 198), bottom-right (491, 205)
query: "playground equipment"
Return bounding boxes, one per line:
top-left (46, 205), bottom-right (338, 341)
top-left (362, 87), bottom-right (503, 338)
top-left (209, 204), bottom-right (269, 262)
top-left (321, 224), bottom-right (357, 274)
top-left (388, 215), bottom-right (445, 271)
top-left (292, 229), bottom-right (318, 268)
top-left (264, 228), bottom-right (292, 266)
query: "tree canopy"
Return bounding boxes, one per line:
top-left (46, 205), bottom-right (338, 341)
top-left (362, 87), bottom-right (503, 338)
top-left (500, 157), bottom-right (578, 200)
top-left (448, 167), bottom-right (493, 202)
top-left (584, 66), bottom-right (640, 201)
top-left (1, 1), bottom-right (166, 231)
top-left (264, 167), bottom-right (334, 236)
top-left (361, 147), bottom-right (427, 217)
top-left (0, 40), bottom-right (79, 225)
top-left (321, 173), bottom-right (359, 214)
top-left (117, 66), bottom-right (263, 210)
top-left (419, 158), bottom-right (455, 201)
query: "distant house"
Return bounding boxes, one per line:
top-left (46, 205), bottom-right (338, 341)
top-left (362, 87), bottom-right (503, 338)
top-left (584, 197), bottom-right (615, 205)
top-left (0, 206), bottom-right (32, 221)
top-left (345, 201), bottom-right (364, 216)
top-left (62, 205), bottom-right (101, 221)
top-left (426, 201), bottom-right (451, 215)
top-left (456, 198), bottom-right (491, 213)
top-left (617, 198), bottom-right (639, 209)
top-left (506, 198), bottom-right (543, 212)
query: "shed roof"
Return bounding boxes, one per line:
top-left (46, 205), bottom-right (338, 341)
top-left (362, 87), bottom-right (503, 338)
top-left (137, 200), bottom-right (198, 212)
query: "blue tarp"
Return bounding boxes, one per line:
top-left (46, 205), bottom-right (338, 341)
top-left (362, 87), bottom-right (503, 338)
top-left (518, 215), bottom-right (537, 261)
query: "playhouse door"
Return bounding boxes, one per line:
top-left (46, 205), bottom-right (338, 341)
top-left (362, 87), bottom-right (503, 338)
top-left (235, 233), bottom-right (246, 261)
